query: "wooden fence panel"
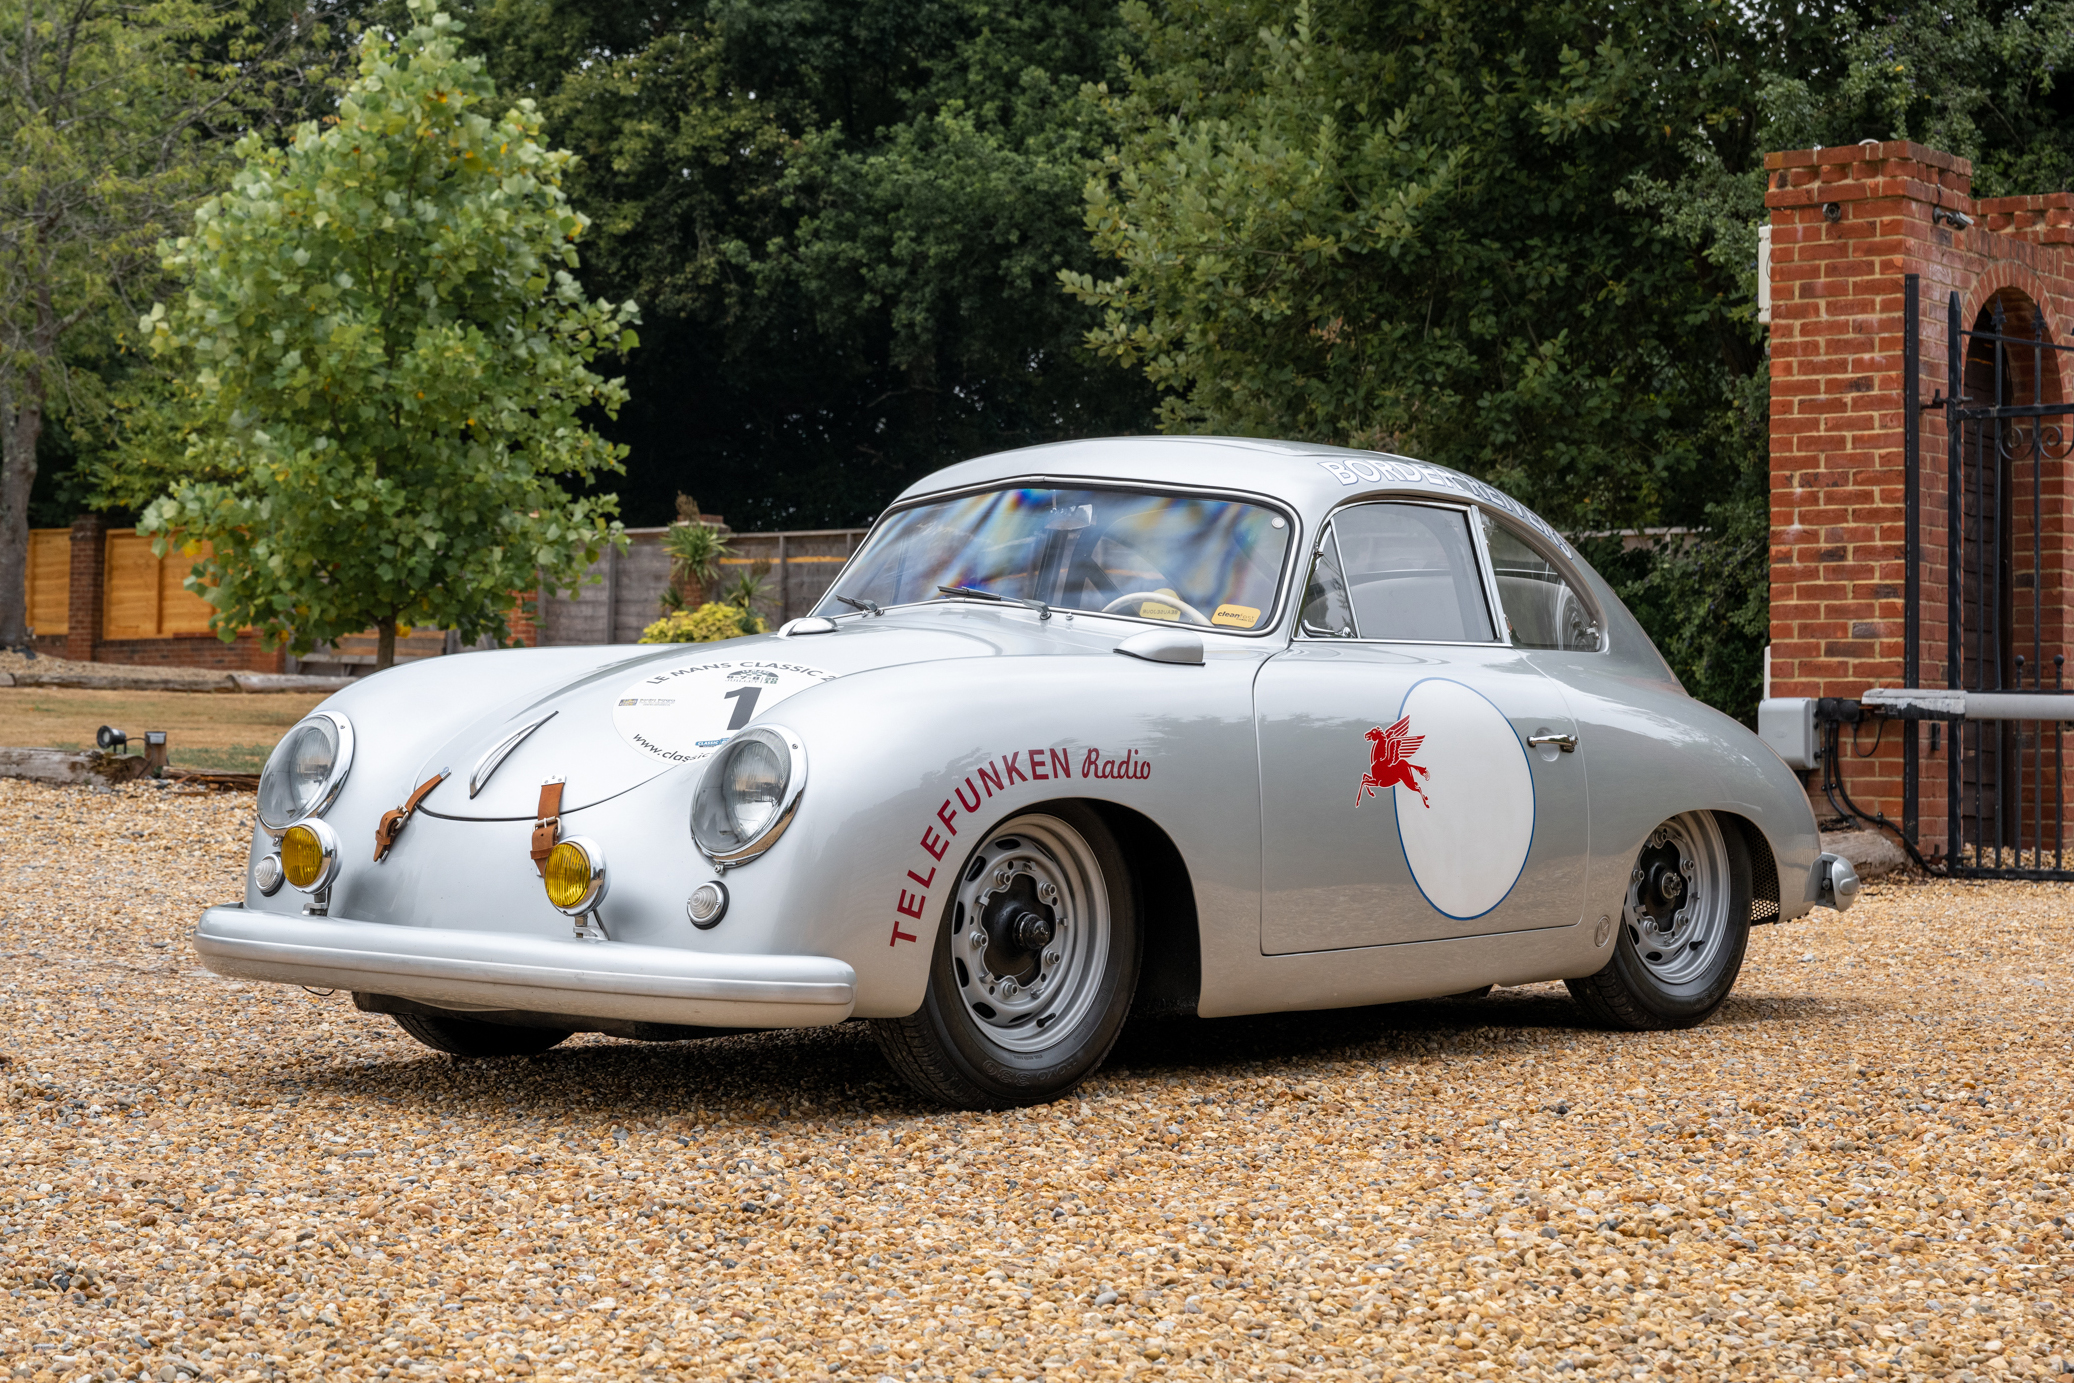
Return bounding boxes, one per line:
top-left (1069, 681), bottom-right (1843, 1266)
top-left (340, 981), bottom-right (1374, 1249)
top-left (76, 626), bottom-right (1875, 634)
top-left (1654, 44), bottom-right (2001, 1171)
top-left (537, 526), bottom-right (866, 646)
top-left (26, 528), bottom-right (68, 636)
top-left (101, 530), bottom-right (220, 639)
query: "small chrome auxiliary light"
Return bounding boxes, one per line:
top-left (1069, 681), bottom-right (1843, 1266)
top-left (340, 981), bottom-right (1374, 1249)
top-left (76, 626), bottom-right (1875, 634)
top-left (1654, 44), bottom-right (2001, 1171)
top-left (278, 818), bottom-right (341, 915)
top-left (544, 836), bottom-right (610, 940)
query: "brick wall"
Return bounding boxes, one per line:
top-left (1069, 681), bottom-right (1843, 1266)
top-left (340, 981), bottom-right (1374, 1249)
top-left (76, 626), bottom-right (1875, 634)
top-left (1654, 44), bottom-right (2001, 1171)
top-left (1765, 140), bottom-right (2074, 855)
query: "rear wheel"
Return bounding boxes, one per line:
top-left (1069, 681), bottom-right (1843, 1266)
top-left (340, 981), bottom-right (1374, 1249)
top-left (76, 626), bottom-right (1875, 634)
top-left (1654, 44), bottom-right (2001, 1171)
top-left (872, 805), bottom-right (1140, 1109)
top-left (1567, 811), bottom-right (1751, 1030)
top-left (390, 1012), bottom-right (572, 1057)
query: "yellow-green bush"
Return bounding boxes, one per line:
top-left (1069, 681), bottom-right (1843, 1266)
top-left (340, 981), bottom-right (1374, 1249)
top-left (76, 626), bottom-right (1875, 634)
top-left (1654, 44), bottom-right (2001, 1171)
top-left (638, 602), bottom-right (767, 643)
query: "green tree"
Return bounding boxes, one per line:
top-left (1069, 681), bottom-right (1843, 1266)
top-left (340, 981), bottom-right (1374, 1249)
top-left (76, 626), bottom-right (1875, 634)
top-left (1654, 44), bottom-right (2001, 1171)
top-left (0, 0), bottom-right (313, 647)
top-left (134, 2), bottom-right (638, 669)
top-left (1064, 0), bottom-right (2074, 721)
top-left (448, 0), bottom-right (1156, 528)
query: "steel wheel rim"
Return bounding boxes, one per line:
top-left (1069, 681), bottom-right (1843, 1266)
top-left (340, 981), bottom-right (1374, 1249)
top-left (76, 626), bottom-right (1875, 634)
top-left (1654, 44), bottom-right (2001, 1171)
top-left (948, 814), bottom-right (1111, 1054)
top-left (1624, 812), bottom-right (1732, 986)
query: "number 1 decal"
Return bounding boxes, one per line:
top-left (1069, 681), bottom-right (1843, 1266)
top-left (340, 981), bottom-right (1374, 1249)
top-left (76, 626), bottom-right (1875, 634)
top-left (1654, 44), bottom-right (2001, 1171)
top-left (723, 685), bottom-right (762, 730)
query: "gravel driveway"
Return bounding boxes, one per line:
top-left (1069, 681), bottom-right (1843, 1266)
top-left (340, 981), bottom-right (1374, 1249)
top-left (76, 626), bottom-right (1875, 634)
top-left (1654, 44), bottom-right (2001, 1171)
top-left (2, 777), bottom-right (2069, 1381)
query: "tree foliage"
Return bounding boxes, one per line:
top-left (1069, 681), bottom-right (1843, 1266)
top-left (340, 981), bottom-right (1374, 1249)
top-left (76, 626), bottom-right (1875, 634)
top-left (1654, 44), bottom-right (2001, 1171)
top-left (1068, 0), bottom-right (2074, 721)
top-left (447, 0), bottom-right (1157, 528)
top-left (133, 2), bottom-right (637, 667)
top-left (0, 0), bottom-right (318, 645)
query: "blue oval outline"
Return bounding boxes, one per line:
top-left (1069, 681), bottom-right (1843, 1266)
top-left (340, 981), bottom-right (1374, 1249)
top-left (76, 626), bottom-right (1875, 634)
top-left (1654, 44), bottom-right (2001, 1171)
top-left (1388, 675), bottom-right (1536, 920)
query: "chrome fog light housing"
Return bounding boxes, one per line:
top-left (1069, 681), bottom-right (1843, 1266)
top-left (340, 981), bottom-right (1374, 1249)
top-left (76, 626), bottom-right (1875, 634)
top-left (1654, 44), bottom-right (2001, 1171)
top-left (687, 880), bottom-right (729, 928)
top-left (691, 726), bottom-right (807, 867)
top-left (544, 837), bottom-right (609, 915)
top-left (279, 819), bottom-right (341, 894)
top-left (257, 712), bottom-right (355, 835)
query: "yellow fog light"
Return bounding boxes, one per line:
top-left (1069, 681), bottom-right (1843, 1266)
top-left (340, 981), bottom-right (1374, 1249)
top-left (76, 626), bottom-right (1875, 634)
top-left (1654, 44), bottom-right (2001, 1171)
top-left (544, 837), bottom-right (608, 915)
top-left (279, 819), bottom-right (340, 894)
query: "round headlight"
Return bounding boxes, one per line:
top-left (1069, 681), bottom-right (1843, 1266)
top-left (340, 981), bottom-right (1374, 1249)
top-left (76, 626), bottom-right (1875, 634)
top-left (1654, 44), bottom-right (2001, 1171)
top-left (544, 837), bottom-right (608, 915)
top-left (258, 712), bottom-right (355, 834)
top-left (690, 726), bottom-right (807, 866)
top-left (279, 819), bottom-right (341, 893)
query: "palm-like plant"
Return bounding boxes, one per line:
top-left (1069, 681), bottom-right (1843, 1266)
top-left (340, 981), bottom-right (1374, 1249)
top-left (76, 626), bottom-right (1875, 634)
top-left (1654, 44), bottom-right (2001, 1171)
top-left (661, 521), bottom-right (730, 609)
top-left (722, 561), bottom-right (771, 616)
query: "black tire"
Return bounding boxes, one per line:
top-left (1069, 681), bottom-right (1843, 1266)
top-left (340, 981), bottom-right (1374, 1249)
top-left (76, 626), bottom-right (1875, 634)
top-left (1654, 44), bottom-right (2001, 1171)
top-left (1567, 811), bottom-right (1752, 1031)
top-left (390, 1011), bottom-right (572, 1057)
top-left (871, 803), bottom-right (1141, 1109)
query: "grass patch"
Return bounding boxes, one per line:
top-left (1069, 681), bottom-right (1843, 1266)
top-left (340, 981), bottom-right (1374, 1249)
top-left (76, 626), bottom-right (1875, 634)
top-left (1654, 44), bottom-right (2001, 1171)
top-left (0, 687), bottom-right (328, 773)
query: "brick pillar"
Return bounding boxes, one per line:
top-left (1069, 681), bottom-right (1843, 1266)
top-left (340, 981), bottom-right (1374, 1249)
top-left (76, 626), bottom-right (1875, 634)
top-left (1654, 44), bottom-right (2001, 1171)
top-left (64, 514), bottom-right (104, 663)
top-left (1764, 140), bottom-right (2074, 852)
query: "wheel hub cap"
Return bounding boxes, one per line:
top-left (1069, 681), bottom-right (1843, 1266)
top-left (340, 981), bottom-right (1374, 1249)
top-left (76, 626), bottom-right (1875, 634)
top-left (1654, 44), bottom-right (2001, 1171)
top-left (1623, 815), bottom-right (1731, 987)
top-left (948, 820), bottom-right (1111, 1055)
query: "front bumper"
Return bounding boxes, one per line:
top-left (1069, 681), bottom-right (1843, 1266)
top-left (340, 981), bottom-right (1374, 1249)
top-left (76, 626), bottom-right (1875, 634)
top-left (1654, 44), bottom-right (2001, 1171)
top-left (192, 906), bottom-right (857, 1029)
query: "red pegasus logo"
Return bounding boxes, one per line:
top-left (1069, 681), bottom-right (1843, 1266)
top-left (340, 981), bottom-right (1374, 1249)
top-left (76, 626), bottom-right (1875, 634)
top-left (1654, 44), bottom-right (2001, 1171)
top-left (1358, 715), bottom-right (1430, 808)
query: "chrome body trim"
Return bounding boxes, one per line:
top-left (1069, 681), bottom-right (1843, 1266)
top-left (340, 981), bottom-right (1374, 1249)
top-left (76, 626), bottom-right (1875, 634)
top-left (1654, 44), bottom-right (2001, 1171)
top-left (470, 711), bottom-right (558, 798)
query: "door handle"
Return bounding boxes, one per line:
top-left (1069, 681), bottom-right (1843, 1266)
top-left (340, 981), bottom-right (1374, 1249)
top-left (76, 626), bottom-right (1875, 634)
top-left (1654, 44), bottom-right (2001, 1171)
top-left (1526, 732), bottom-right (1578, 753)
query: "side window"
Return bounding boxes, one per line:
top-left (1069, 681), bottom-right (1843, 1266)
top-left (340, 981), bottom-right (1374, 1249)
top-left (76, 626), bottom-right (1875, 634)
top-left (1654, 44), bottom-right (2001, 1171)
top-left (1331, 503), bottom-right (1497, 642)
top-left (1298, 524), bottom-right (1355, 638)
top-left (1477, 512), bottom-right (1601, 651)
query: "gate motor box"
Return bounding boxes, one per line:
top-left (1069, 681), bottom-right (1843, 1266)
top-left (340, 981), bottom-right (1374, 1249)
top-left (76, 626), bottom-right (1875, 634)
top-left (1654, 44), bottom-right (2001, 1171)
top-left (1758, 697), bottom-right (1819, 770)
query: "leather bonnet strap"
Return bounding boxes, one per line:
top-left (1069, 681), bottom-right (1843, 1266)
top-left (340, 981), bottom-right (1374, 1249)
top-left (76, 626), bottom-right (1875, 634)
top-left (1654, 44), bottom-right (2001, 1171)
top-left (530, 778), bottom-right (566, 876)
top-left (372, 769), bottom-right (449, 862)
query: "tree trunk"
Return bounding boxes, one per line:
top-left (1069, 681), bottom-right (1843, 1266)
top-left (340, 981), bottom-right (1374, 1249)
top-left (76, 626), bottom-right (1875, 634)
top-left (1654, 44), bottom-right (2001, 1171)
top-left (0, 369), bottom-right (43, 648)
top-left (376, 617), bottom-right (398, 671)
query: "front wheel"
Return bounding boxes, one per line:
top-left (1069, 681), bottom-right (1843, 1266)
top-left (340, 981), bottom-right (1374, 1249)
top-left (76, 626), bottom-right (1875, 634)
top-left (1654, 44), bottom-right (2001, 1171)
top-left (1567, 811), bottom-right (1751, 1030)
top-left (871, 804), bottom-right (1140, 1109)
top-left (390, 1011), bottom-right (572, 1057)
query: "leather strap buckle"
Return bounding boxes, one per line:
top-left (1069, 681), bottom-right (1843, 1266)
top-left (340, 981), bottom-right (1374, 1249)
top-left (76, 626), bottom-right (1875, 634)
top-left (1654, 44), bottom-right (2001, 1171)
top-left (372, 769), bottom-right (449, 862)
top-left (530, 779), bottom-right (566, 876)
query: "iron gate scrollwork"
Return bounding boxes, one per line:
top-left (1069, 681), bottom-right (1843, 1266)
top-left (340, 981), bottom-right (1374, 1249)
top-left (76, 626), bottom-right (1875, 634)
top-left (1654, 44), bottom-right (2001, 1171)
top-left (1903, 281), bottom-right (2074, 877)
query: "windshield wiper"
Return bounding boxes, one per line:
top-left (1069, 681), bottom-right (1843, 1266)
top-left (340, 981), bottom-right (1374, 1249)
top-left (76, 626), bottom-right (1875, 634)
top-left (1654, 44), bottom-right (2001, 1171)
top-left (833, 593), bottom-right (882, 616)
top-left (936, 584), bottom-right (1051, 621)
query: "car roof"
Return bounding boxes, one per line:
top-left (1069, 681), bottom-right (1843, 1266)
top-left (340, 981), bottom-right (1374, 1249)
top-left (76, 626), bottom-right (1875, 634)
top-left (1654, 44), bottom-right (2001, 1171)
top-left (893, 436), bottom-right (1577, 561)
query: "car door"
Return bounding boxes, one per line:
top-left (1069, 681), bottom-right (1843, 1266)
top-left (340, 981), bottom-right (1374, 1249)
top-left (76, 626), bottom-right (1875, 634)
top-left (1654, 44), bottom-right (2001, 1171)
top-left (1255, 500), bottom-right (1590, 954)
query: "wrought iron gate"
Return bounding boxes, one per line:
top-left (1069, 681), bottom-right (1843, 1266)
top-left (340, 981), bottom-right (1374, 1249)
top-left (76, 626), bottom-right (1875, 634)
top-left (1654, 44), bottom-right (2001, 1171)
top-left (1901, 277), bottom-right (2074, 877)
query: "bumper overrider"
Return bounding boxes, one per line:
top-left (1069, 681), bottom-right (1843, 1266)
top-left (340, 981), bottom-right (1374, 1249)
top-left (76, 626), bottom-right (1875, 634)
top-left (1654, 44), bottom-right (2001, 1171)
top-left (192, 906), bottom-right (857, 1029)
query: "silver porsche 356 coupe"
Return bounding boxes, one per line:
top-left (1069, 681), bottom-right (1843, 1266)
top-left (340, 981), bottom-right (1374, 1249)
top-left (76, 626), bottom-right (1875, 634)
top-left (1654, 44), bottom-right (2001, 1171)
top-left (193, 437), bottom-right (1857, 1109)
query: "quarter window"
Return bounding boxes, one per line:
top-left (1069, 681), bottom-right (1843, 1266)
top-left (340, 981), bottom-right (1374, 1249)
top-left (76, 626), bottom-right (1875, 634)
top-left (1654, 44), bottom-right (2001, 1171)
top-left (1477, 512), bottom-right (1601, 651)
top-left (1323, 503), bottom-right (1497, 643)
top-left (1298, 527), bottom-right (1355, 638)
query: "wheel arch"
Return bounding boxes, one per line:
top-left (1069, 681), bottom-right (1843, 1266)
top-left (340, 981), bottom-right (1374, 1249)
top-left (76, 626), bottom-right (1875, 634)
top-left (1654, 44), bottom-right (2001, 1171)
top-left (1087, 801), bottom-right (1201, 1018)
top-left (1711, 810), bottom-right (1782, 926)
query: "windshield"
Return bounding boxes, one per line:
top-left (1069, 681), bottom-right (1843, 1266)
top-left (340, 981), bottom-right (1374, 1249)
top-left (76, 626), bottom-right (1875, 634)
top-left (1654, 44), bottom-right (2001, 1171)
top-left (819, 486), bottom-right (1294, 631)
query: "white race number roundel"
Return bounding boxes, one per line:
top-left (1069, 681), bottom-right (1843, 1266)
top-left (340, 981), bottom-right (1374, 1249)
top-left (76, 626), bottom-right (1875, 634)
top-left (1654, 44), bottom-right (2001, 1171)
top-left (1386, 677), bottom-right (1534, 919)
top-left (612, 659), bottom-right (836, 766)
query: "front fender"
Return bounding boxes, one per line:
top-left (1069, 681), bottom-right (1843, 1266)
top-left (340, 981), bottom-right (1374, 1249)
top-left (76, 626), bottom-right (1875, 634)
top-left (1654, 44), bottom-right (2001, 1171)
top-left (727, 647), bottom-right (1268, 1018)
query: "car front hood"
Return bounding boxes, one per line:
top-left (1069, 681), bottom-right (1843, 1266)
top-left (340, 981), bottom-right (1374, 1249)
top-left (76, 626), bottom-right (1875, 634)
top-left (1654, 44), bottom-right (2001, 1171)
top-left (410, 609), bottom-right (1115, 820)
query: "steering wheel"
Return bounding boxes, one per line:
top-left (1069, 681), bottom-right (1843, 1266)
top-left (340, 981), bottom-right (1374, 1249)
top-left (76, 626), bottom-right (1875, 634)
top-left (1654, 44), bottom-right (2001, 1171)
top-left (1101, 590), bottom-right (1210, 625)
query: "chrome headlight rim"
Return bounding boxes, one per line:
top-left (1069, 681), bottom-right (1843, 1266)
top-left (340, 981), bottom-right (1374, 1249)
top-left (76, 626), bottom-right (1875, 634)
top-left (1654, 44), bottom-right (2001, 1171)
top-left (690, 725), bottom-right (808, 868)
top-left (257, 710), bottom-right (356, 837)
top-left (544, 836), bottom-right (610, 916)
top-left (279, 817), bottom-right (341, 895)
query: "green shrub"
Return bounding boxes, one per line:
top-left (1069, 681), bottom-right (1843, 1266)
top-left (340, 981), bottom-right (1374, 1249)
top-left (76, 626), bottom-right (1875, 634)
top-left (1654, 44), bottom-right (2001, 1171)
top-left (638, 602), bottom-right (767, 643)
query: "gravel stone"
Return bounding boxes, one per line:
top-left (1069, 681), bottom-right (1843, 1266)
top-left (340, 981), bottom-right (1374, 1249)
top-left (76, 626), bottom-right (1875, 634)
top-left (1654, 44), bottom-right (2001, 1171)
top-left (2, 776), bottom-right (2070, 1380)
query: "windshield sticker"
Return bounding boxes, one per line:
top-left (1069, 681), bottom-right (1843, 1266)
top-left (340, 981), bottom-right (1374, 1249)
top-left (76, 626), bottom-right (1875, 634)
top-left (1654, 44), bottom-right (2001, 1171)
top-left (611, 660), bottom-right (836, 765)
top-left (1211, 603), bottom-right (1260, 628)
top-left (1314, 457), bottom-right (1575, 559)
top-left (891, 743), bottom-right (1149, 946)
